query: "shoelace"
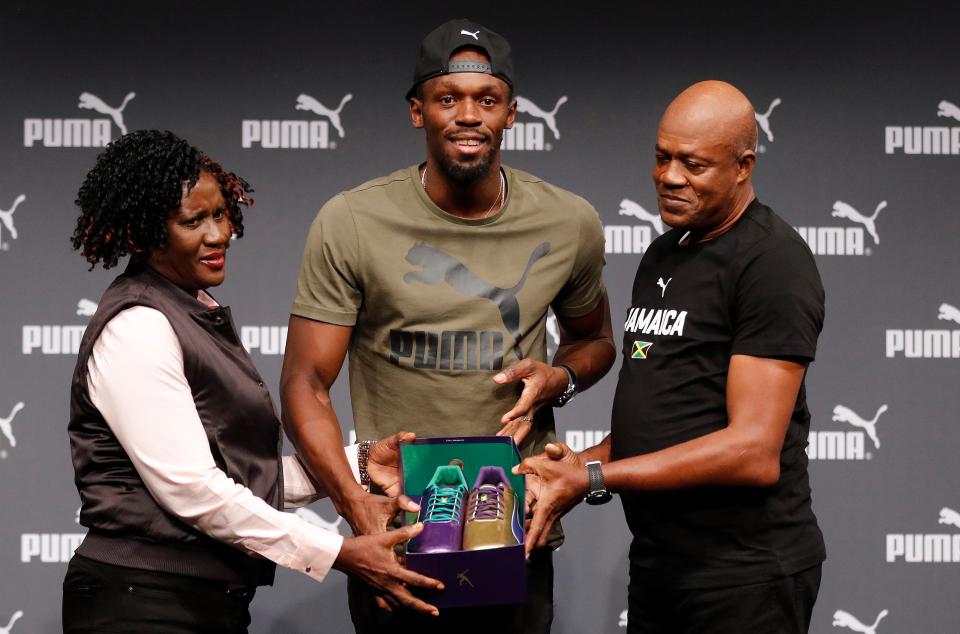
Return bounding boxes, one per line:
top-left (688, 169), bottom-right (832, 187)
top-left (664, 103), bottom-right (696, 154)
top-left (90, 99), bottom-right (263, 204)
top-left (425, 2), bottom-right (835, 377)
top-left (471, 484), bottom-right (504, 520)
top-left (424, 485), bottom-right (465, 522)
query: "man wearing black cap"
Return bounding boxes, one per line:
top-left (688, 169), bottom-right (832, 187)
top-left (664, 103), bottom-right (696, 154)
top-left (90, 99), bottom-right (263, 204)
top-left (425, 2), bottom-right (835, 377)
top-left (281, 17), bottom-right (614, 633)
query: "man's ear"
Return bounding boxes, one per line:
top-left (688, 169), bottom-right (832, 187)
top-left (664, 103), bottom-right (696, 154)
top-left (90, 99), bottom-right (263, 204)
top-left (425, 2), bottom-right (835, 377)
top-left (736, 150), bottom-right (756, 183)
top-left (409, 98), bottom-right (425, 129)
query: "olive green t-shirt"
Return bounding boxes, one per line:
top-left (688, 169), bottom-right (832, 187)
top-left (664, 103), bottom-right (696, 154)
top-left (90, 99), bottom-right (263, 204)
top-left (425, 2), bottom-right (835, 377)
top-left (291, 164), bottom-right (605, 457)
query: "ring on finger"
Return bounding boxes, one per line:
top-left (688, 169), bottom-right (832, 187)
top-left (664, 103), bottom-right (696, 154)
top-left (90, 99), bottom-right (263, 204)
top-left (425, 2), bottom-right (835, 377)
top-left (519, 415), bottom-right (532, 422)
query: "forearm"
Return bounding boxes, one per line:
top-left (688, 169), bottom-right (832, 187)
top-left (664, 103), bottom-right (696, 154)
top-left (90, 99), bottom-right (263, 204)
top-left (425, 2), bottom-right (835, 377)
top-left (553, 290), bottom-right (616, 393)
top-left (578, 433), bottom-right (612, 464)
top-left (280, 377), bottom-right (365, 513)
top-left (553, 337), bottom-right (616, 392)
top-left (603, 427), bottom-right (781, 493)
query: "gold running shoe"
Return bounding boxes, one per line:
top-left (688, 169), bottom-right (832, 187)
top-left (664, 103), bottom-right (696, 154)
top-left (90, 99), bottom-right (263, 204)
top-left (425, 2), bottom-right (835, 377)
top-left (463, 466), bottom-right (520, 550)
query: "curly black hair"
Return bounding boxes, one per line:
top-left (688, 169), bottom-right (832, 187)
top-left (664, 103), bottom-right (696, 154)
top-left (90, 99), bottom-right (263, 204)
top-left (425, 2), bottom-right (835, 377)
top-left (71, 129), bottom-right (254, 270)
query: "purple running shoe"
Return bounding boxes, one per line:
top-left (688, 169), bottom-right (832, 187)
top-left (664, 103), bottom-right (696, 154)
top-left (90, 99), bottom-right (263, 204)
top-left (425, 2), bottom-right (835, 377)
top-left (408, 464), bottom-right (469, 553)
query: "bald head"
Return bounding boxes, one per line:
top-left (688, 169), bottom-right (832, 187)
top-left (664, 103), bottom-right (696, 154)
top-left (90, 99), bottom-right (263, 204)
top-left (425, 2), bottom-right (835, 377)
top-left (661, 80), bottom-right (757, 157)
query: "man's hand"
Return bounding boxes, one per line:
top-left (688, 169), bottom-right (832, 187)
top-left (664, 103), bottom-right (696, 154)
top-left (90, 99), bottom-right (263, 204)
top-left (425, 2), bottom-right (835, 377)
top-left (493, 360), bottom-right (568, 445)
top-left (368, 431), bottom-right (416, 497)
top-left (513, 442), bottom-right (589, 556)
top-left (334, 523), bottom-right (443, 616)
top-left (340, 490), bottom-right (419, 537)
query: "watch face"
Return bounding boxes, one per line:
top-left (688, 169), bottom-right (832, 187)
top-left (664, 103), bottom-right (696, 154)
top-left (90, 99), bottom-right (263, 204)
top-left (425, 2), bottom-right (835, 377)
top-left (585, 490), bottom-right (612, 505)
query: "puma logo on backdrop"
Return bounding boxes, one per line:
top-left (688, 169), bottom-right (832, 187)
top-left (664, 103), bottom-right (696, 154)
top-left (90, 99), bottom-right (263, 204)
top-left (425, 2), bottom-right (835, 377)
top-left (24, 90), bottom-right (136, 147)
top-left (295, 93), bottom-right (353, 138)
top-left (832, 200), bottom-right (886, 245)
top-left (460, 29), bottom-right (480, 40)
top-left (618, 198), bottom-right (665, 234)
top-left (832, 609), bottom-right (888, 634)
top-left (832, 404), bottom-right (888, 449)
top-left (0, 611), bottom-right (23, 634)
top-left (404, 241), bottom-right (551, 360)
top-left (885, 100), bottom-right (960, 155)
top-left (0, 402), bottom-right (25, 454)
top-left (76, 298), bottom-right (98, 317)
top-left (937, 100), bottom-right (960, 122)
top-left (515, 96), bottom-right (568, 140)
top-left (939, 507), bottom-right (960, 529)
top-left (754, 97), bottom-right (781, 143)
top-left (938, 303), bottom-right (960, 325)
top-left (0, 194), bottom-right (25, 247)
top-left (77, 92), bottom-right (136, 135)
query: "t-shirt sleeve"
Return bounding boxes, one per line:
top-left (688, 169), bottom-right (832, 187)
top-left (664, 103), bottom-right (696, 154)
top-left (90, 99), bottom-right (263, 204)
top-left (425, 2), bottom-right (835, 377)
top-left (290, 194), bottom-right (363, 325)
top-left (552, 201), bottom-right (607, 318)
top-left (731, 237), bottom-right (825, 362)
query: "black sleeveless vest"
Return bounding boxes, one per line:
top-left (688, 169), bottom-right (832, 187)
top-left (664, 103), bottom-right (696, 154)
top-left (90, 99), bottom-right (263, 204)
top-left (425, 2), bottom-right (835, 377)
top-left (69, 264), bottom-right (281, 585)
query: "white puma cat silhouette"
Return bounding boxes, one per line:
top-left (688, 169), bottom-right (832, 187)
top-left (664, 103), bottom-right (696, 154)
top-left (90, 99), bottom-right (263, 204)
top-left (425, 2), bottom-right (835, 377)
top-left (295, 93), bottom-right (353, 138)
top-left (0, 194), bottom-right (25, 242)
top-left (77, 298), bottom-right (98, 317)
top-left (294, 507), bottom-right (344, 535)
top-left (619, 198), bottom-right (665, 234)
top-left (831, 200), bottom-right (886, 245)
top-left (515, 96), bottom-right (568, 140)
top-left (754, 97), bottom-right (781, 143)
top-left (657, 277), bottom-right (672, 298)
top-left (618, 609), bottom-right (628, 627)
top-left (937, 303), bottom-right (960, 325)
top-left (832, 609), bottom-right (887, 634)
top-left (460, 29), bottom-right (480, 40)
top-left (937, 100), bottom-right (960, 122)
top-left (0, 402), bottom-right (25, 449)
top-left (832, 404), bottom-right (887, 449)
top-left (938, 507), bottom-right (960, 529)
top-left (77, 92), bottom-right (136, 135)
top-left (0, 611), bottom-right (23, 634)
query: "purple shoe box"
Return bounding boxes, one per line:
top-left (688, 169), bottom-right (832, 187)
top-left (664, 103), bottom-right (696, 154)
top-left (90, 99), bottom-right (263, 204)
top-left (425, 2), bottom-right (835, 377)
top-left (400, 435), bottom-right (527, 609)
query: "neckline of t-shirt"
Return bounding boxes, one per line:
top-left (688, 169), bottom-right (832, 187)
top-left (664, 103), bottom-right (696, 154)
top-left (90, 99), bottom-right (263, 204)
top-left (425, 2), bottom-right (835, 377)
top-left (409, 163), bottom-right (515, 226)
top-left (677, 197), bottom-right (762, 248)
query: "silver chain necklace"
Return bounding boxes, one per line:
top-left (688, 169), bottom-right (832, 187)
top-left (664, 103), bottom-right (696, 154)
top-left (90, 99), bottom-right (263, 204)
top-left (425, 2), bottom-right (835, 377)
top-left (421, 165), bottom-right (505, 218)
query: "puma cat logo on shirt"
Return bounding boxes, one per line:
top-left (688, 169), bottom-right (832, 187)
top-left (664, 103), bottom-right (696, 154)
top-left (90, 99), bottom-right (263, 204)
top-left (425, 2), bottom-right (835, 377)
top-left (403, 241), bottom-right (551, 360)
top-left (657, 277), bottom-right (672, 298)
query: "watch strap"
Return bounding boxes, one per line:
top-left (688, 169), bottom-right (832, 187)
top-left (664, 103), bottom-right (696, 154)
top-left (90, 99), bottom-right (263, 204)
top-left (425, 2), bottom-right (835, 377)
top-left (586, 460), bottom-right (605, 493)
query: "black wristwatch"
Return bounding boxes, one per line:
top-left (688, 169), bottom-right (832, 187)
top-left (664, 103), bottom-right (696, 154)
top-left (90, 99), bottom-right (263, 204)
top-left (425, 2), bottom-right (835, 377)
top-left (584, 460), bottom-right (612, 505)
top-left (553, 364), bottom-right (578, 408)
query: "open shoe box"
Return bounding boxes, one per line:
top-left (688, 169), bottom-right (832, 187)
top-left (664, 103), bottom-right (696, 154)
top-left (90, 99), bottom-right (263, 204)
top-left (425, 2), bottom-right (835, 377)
top-left (400, 435), bottom-right (527, 608)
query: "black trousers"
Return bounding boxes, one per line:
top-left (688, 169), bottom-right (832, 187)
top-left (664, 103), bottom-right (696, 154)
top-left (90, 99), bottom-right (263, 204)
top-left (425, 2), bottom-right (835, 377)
top-left (627, 565), bottom-right (822, 634)
top-left (62, 555), bottom-right (257, 634)
top-left (348, 547), bottom-right (554, 634)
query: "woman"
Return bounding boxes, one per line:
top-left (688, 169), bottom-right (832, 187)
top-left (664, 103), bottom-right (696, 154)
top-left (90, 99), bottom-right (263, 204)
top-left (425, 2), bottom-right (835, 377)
top-left (64, 130), bottom-right (440, 633)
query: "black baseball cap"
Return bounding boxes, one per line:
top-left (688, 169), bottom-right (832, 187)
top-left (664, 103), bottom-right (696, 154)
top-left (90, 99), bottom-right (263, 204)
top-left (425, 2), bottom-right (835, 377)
top-left (405, 18), bottom-right (514, 101)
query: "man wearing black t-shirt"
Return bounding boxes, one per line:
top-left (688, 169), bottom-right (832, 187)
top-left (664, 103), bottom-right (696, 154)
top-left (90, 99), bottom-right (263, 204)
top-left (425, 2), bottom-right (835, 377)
top-left (517, 80), bottom-right (825, 633)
